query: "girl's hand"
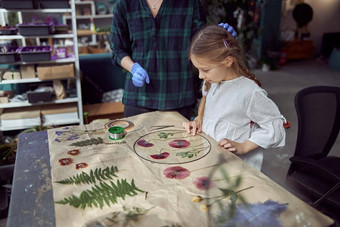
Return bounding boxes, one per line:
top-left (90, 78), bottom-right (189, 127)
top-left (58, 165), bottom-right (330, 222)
top-left (218, 139), bottom-right (259, 155)
top-left (182, 120), bottom-right (202, 135)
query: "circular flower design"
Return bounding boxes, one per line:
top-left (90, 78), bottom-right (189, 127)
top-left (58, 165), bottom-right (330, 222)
top-left (58, 158), bottom-right (73, 166)
top-left (75, 162), bottom-right (88, 169)
top-left (168, 140), bottom-right (190, 148)
top-left (193, 176), bottom-right (215, 190)
top-left (67, 149), bottom-right (80, 156)
top-left (163, 166), bottom-right (190, 179)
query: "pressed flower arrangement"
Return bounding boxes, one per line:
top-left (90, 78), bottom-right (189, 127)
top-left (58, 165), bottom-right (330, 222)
top-left (134, 130), bottom-right (211, 164)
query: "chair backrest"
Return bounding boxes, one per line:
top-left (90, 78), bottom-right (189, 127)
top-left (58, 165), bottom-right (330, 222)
top-left (293, 86), bottom-right (340, 159)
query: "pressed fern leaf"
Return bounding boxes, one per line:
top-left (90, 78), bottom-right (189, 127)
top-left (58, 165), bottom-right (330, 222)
top-left (70, 137), bottom-right (103, 147)
top-left (55, 166), bottom-right (119, 185)
top-left (55, 179), bottom-right (144, 209)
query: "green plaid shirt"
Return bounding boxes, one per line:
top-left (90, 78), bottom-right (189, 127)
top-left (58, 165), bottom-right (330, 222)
top-left (110, 0), bottom-right (206, 110)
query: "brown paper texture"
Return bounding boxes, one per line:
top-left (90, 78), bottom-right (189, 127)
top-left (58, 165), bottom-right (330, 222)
top-left (47, 111), bottom-right (333, 227)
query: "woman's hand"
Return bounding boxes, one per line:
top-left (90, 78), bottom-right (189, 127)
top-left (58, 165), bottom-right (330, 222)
top-left (182, 119), bottom-right (202, 135)
top-left (131, 63), bottom-right (150, 87)
top-left (218, 139), bottom-right (259, 155)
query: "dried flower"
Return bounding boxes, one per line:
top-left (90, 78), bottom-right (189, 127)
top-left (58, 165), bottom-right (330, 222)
top-left (200, 204), bottom-right (210, 212)
top-left (168, 139), bottom-right (190, 148)
top-left (192, 196), bottom-right (204, 203)
top-left (193, 176), bottom-right (215, 190)
top-left (163, 166), bottom-right (190, 179)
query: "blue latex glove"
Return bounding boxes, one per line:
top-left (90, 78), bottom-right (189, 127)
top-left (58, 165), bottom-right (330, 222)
top-left (131, 63), bottom-right (150, 87)
top-left (218, 23), bottom-right (238, 39)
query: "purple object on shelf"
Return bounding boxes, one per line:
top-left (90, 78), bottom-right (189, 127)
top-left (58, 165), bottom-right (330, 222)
top-left (0, 28), bottom-right (18, 35)
top-left (0, 46), bottom-right (20, 63)
top-left (18, 46), bottom-right (52, 62)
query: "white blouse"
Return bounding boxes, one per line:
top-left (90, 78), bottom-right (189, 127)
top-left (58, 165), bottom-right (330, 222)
top-left (202, 76), bottom-right (286, 170)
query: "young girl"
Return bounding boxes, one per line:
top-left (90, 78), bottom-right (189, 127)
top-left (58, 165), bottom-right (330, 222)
top-left (183, 24), bottom-right (286, 171)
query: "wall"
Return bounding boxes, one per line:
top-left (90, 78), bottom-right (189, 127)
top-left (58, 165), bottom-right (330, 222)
top-left (280, 0), bottom-right (340, 56)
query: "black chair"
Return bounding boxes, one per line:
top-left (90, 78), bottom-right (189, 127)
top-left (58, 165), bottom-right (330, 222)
top-left (286, 86), bottom-right (340, 210)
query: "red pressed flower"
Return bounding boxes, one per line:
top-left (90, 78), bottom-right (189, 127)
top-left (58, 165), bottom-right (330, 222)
top-left (67, 149), bottom-right (80, 156)
top-left (163, 166), bottom-right (190, 179)
top-left (59, 158), bottom-right (73, 166)
top-left (137, 139), bottom-right (154, 147)
top-left (168, 140), bottom-right (190, 148)
top-left (150, 152), bottom-right (169, 159)
top-left (75, 162), bottom-right (88, 169)
top-left (193, 176), bottom-right (215, 190)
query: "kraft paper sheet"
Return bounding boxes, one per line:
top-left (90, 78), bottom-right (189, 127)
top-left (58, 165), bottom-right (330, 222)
top-left (47, 111), bottom-right (333, 227)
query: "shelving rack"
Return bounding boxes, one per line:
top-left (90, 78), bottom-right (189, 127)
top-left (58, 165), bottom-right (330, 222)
top-left (62, 0), bottom-right (112, 48)
top-left (0, 0), bottom-right (84, 132)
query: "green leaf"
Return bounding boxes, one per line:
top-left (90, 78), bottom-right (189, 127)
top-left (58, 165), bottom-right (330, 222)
top-left (219, 167), bottom-right (230, 183)
top-left (230, 193), bottom-right (238, 204)
top-left (234, 176), bottom-right (242, 187)
top-left (219, 188), bottom-right (235, 197)
top-left (55, 166), bottom-right (119, 185)
top-left (70, 137), bottom-right (104, 147)
top-left (55, 179), bottom-right (144, 209)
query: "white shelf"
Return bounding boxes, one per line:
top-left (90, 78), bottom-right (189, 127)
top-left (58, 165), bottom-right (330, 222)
top-left (0, 97), bottom-right (79, 108)
top-left (0, 34), bottom-right (74, 40)
top-left (0, 77), bottom-right (72, 84)
top-left (0, 9), bottom-right (72, 13)
top-left (2, 57), bottom-right (76, 65)
top-left (0, 0), bottom-right (84, 133)
top-left (64, 14), bottom-right (113, 20)
top-left (74, 1), bottom-right (93, 5)
top-left (0, 118), bottom-right (80, 131)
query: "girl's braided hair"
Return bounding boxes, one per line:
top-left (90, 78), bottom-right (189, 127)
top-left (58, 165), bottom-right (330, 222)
top-left (190, 24), bottom-right (261, 127)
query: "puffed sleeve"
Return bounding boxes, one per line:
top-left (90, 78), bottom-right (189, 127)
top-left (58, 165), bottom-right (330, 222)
top-left (246, 88), bottom-right (286, 149)
top-left (109, 0), bottom-right (131, 66)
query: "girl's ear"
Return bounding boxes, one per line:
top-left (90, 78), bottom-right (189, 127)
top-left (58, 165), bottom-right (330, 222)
top-left (224, 56), bottom-right (234, 68)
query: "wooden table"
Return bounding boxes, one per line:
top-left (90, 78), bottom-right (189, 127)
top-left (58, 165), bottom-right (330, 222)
top-left (7, 111), bottom-right (334, 227)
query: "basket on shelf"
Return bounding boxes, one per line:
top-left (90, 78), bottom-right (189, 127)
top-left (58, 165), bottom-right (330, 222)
top-left (18, 46), bottom-right (52, 62)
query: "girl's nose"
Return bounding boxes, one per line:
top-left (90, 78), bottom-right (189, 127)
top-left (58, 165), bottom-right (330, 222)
top-left (199, 72), bottom-right (205, 79)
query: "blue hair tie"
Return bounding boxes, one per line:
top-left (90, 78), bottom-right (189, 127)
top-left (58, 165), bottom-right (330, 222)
top-left (218, 23), bottom-right (238, 39)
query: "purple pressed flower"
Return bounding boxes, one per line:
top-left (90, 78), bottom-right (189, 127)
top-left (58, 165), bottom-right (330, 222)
top-left (67, 134), bottom-right (79, 140)
top-left (150, 152), bottom-right (169, 159)
top-left (55, 131), bottom-right (63, 135)
top-left (55, 138), bottom-right (61, 142)
top-left (137, 139), bottom-right (154, 147)
top-left (168, 140), bottom-right (190, 148)
top-left (193, 176), bottom-right (215, 190)
top-left (163, 166), bottom-right (190, 179)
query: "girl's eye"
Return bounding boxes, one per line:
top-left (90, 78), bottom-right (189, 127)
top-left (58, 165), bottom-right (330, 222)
top-left (201, 69), bottom-right (209, 73)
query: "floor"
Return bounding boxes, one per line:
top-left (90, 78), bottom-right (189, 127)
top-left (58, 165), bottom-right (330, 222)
top-left (0, 58), bottom-right (339, 227)
top-left (257, 58), bottom-right (340, 226)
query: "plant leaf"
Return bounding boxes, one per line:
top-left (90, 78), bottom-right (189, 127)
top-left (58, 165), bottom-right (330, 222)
top-left (55, 166), bottom-right (119, 185)
top-left (55, 179), bottom-right (144, 209)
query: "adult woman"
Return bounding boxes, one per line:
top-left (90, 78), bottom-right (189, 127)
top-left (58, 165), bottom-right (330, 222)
top-left (110, 0), bottom-right (206, 119)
